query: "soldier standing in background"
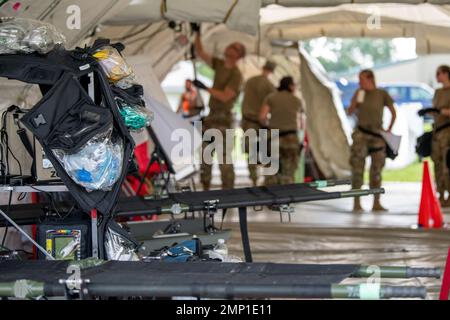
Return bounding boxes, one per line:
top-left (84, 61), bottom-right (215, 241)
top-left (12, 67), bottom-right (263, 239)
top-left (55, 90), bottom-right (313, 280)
top-left (259, 76), bottom-right (304, 186)
top-left (192, 30), bottom-right (245, 190)
top-left (347, 69), bottom-right (396, 213)
top-left (431, 65), bottom-right (450, 207)
top-left (241, 61), bottom-right (276, 186)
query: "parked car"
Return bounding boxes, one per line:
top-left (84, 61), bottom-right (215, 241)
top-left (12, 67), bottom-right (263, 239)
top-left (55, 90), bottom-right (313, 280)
top-left (335, 79), bottom-right (434, 110)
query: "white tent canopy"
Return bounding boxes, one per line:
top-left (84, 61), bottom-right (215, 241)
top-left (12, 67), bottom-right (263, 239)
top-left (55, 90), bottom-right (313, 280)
top-left (260, 4), bottom-right (450, 54)
top-left (262, 0), bottom-right (450, 5)
top-left (105, 0), bottom-right (261, 35)
top-left (5, 1), bottom-right (450, 74)
top-left (3, 1), bottom-right (450, 59)
top-left (3, 1), bottom-right (450, 178)
top-left (104, 1), bottom-right (450, 54)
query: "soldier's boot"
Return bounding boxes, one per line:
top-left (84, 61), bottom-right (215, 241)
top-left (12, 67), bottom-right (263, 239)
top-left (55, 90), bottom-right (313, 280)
top-left (372, 194), bottom-right (388, 212)
top-left (352, 197), bottom-right (364, 213)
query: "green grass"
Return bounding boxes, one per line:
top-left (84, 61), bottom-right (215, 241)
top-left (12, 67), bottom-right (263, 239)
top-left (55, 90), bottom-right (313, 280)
top-left (361, 123), bottom-right (434, 183)
top-left (364, 158), bottom-right (433, 182)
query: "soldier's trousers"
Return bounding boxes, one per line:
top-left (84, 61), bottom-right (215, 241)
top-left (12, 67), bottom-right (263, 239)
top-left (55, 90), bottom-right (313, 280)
top-left (350, 129), bottom-right (386, 190)
top-left (265, 134), bottom-right (300, 186)
top-left (200, 124), bottom-right (235, 190)
top-left (431, 128), bottom-right (450, 197)
top-left (241, 118), bottom-right (262, 186)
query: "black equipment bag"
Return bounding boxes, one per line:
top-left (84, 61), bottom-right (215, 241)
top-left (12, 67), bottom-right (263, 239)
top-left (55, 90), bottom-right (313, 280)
top-left (0, 42), bottom-right (134, 216)
top-left (385, 145), bottom-right (397, 160)
top-left (415, 122), bottom-right (450, 158)
top-left (416, 131), bottom-right (433, 158)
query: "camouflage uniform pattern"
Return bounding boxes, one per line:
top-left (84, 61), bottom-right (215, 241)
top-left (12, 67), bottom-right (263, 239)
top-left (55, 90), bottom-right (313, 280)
top-left (350, 88), bottom-right (393, 190)
top-left (262, 91), bottom-right (303, 186)
top-left (200, 57), bottom-right (242, 190)
top-left (430, 88), bottom-right (450, 197)
top-left (431, 128), bottom-right (450, 196)
top-left (265, 134), bottom-right (300, 186)
top-left (200, 121), bottom-right (235, 190)
top-left (350, 129), bottom-right (386, 189)
top-left (241, 74), bottom-right (275, 186)
top-left (241, 118), bottom-right (262, 186)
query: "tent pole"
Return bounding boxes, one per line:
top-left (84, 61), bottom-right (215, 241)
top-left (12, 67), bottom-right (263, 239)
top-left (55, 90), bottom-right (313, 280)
top-left (0, 209), bottom-right (54, 260)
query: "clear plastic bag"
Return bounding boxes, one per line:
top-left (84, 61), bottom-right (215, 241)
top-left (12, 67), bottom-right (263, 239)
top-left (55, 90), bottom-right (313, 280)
top-left (105, 226), bottom-right (139, 261)
top-left (116, 97), bottom-right (153, 131)
top-left (0, 18), bottom-right (66, 54)
top-left (93, 46), bottom-right (133, 83)
top-left (52, 127), bottom-right (124, 192)
top-left (115, 74), bottom-right (137, 90)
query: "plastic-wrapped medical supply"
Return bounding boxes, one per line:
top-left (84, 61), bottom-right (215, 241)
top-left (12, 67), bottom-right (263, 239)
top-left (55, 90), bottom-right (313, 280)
top-left (115, 74), bottom-right (137, 90)
top-left (52, 128), bottom-right (124, 192)
top-left (105, 226), bottom-right (139, 261)
top-left (116, 97), bottom-right (153, 131)
top-left (0, 18), bottom-right (66, 54)
top-left (93, 46), bottom-right (133, 82)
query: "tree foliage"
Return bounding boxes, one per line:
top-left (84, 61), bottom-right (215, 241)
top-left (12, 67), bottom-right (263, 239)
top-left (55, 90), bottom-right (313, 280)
top-left (302, 38), bottom-right (395, 74)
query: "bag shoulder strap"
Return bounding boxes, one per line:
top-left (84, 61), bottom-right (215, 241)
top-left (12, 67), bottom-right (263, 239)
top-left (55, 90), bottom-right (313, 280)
top-left (357, 126), bottom-right (382, 138)
top-left (435, 122), bottom-right (450, 134)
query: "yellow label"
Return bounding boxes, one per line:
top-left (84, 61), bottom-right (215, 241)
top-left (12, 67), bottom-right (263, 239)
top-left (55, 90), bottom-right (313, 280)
top-left (46, 239), bottom-right (52, 253)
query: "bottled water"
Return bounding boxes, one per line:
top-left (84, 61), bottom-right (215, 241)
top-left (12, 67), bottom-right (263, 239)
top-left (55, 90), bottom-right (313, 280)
top-left (213, 239), bottom-right (228, 256)
top-left (205, 239), bottom-right (243, 263)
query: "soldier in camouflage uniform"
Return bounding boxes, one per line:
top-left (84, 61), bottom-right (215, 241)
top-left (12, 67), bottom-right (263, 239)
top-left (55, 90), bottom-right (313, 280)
top-left (259, 76), bottom-right (304, 186)
top-left (430, 65), bottom-right (450, 207)
top-left (193, 32), bottom-right (244, 190)
top-left (347, 69), bottom-right (396, 212)
top-left (241, 61), bottom-right (276, 186)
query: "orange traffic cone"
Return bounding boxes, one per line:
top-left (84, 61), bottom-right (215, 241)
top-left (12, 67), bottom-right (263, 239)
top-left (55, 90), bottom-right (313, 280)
top-left (418, 161), bottom-right (444, 229)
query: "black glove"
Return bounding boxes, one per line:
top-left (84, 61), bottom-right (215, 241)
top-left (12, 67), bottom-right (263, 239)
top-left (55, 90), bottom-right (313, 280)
top-left (190, 22), bottom-right (201, 33)
top-left (193, 79), bottom-right (208, 90)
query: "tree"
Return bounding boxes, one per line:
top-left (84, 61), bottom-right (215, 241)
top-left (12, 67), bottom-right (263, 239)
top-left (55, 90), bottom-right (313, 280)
top-left (302, 38), bottom-right (395, 74)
